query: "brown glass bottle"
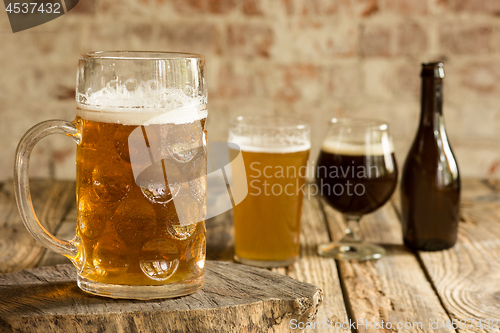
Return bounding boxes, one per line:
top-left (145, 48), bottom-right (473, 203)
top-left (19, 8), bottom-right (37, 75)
top-left (400, 62), bottom-right (460, 251)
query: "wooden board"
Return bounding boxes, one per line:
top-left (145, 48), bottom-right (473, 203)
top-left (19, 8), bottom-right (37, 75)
top-left (409, 180), bottom-right (500, 333)
top-left (37, 206), bottom-right (76, 267)
top-left (1, 180), bottom-right (350, 333)
top-left (278, 194), bottom-right (351, 332)
top-left (205, 210), bottom-right (234, 262)
top-left (199, 187), bottom-right (352, 332)
top-left (0, 261), bottom-right (322, 333)
top-left (172, 186), bottom-right (352, 332)
top-left (323, 199), bottom-right (456, 333)
top-left (3, 178), bottom-right (500, 332)
top-left (0, 180), bottom-right (75, 273)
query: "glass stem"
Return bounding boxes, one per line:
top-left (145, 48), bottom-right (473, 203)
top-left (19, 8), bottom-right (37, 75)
top-left (341, 215), bottom-right (362, 243)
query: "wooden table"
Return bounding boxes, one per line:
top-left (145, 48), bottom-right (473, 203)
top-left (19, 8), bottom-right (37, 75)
top-left (1, 179), bottom-right (499, 332)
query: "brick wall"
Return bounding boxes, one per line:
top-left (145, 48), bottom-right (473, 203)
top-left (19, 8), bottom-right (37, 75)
top-left (1, 0), bottom-right (500, 180)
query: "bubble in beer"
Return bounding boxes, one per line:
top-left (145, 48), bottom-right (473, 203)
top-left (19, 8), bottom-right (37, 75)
top-left (186, 232), bottom-right (206, 275)
top-left (167, 122), bottom-right (203, 163)
top-left (139, 238), bottom-right (180, 281)
top-left (165, 195), bottom-right (201, 240)
top-left (153, 200), bottom-right (188, 239)
top-left (92, 160), bottom-right (131, 202)
top-left (93, 232), bottom-right (130, 274)
top-left (137, 160), bottom-right (181, 204)
top-left (167, 224), bottom-right (197, 241)
top-left (113, 200), bottom-right (157, 246)
top-left (77, 197), bottom-right (106, 239)
top-left (169, 143), bottom-right (197, 164)
top-left (141, 182), bottom-right (180, 204)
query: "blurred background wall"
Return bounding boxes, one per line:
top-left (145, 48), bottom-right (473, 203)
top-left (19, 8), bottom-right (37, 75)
top-left (1, 0), bottom-right (500, 180)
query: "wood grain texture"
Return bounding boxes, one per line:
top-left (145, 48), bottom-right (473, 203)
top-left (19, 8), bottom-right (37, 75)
top-left (323, 199), bottom-right (455, 333)
top-left (194, 187), bottom-right (351, 332)
top-left (4, 178), bottom-right (500, 332)
top-left (171, 184), bottom-right (351, 331)
top-left (0, 180), bottom-right (75, 273)
top-left (205, 210), bottom-right (234, 261)
top-left (175, 184), bottom-right (351, 331)
top-left (0, 261), bottom-right (322, 333)
top-left (276, 195), bottom-right (351, 332)
top-left (403, 179), bottom-right (500, 333)
top-left (37, 206), bottom-right (76, 267)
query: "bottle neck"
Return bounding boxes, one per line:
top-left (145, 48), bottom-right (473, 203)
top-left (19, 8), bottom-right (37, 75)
top-left (420, 77), bottom-right (443, 129)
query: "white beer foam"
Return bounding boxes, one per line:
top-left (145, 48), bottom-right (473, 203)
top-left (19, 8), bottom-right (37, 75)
top-left (237, 144), bottom-right (311, 153)
top-left (77, 105), bottom-right (207, 125)
top-left (321, 140), bottom-right (394, 156)
top-left (229, 134), bottom-right (310, 153)
top-left (77, 80), bottom-right (206, 125)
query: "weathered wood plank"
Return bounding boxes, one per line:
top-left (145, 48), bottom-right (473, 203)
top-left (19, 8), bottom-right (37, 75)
top-left (203, 190), bottom-right (351, 331)
top-left (205, 210), bottom-right (234, 261)
top-left (193, 184), bottom-right (351, 332)
top-left (37, 206), bottom-right (76, 267)
top-left (0, 261), bottom-right (322, 333)
top-left (396, 179), bottom-right (500, 333)
top-left (323, 199), bottom-right (455, 333)
top-left (276, 195), bottom-right (351, 332)
top-left (463, 179), bottom-right (500, 201)
top-left (0, 180), bottom-right (75, 273)
top-left (482, 178), bottom-right (500, 195)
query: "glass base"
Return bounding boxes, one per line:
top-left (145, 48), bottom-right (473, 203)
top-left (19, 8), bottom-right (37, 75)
top-left (77, 275), bottom-right (204, 300)
top-left (234, 255), bottom-right (297, 268)
top-left (317, 242), bottom-right (386, 261)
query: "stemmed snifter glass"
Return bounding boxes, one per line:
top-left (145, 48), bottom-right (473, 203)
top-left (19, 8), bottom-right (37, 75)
top-left (315, 118), bottom-right (398, 260)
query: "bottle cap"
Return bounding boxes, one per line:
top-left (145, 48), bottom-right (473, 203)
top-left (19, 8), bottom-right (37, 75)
top-left (421, 62), bottom-right (445, 78)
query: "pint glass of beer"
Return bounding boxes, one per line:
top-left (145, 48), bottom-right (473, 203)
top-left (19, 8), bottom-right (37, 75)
top-left (14, 52), bottom-right (207, 299)
top-left (229, 116), bottom-right (310, 267)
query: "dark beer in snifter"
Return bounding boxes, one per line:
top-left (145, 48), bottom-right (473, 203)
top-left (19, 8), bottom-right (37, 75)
top-left (400, 62), bottom-right (460, 251)
top-left (314, 118), bottom-right (398, 261)
top-left (316, 143), bottom-right (398, 216)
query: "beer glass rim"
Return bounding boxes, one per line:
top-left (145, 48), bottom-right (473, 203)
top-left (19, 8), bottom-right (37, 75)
top-left (330, 117), bottom-right (389, 131)
top-left (230, 115), bottom-right (309, 130)
top-left (80, 51), bottom-right (204, 61)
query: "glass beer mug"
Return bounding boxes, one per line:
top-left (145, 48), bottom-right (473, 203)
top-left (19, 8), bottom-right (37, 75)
top-left (14, 52), bottom-right (208, 299)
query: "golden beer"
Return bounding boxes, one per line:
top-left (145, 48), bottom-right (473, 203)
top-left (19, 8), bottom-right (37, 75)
top-left (14, 52), bottom-right (208, 299)
top-left (229, 115), bottom-right (311, 267)
top-left (232, 148), bottom-right (310, 264)
top-left (75, 109), bottom-right (207, 286)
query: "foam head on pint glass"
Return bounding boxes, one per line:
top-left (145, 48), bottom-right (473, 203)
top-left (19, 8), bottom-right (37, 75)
top-left (228, 116), bottom-right (310, 267)
top-left (14, 52), bottom-right (207, 299)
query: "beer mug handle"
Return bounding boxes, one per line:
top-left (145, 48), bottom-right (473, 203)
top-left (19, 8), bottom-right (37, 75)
top-left (14, 120), bottom-right (81, 261)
